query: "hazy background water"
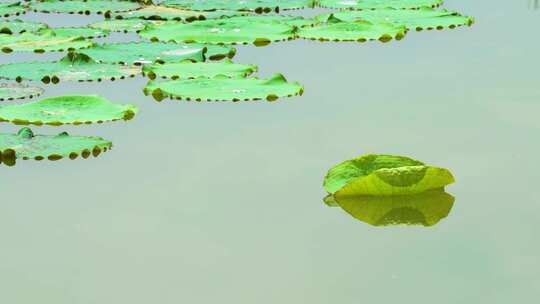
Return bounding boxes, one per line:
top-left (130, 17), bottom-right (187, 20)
top-left (1, 0), bottom-right (539, 302)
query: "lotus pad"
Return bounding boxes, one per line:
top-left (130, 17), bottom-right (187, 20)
top-left (0, 31), bottom-right (93, 53)
top-left (330, 189), bottom-right (455, 227)
top-left (109, 5), bottom-right (249, 21)
top-left (139, 16), bottom-right (298, 45)
top-left (29, 0), bottom-right (142, 14)
top-left (0, 95), bottom-right (138, 125)
top-left (50, 27), bottom-right (110, 39)
top-left (162, 0), bottom-right (316, 12)
top-left (299, 19), bottom-right (406, 42)
top-left (0, 127), bottom-right (111, 164)
top-left (0, 2), bottom-right (26, 18)
top-left (315, 8), bottom-right (474, 31)
top-left (0, 19), bottom-right (48, 35)
top-left (143, 59), bottom-right (258, 80)
top-left (0, 83), bottom-right (44, 101)
top-left (324, 154), bottom-right (455, 197)
top-left (0, 52), bottom-right (140, 83)
top-left (89, 18), bottom-right (165, 33)
top-left (318, 0), bottom-right (443, 10)
top-left (144, 73), bottom-right (303, 101)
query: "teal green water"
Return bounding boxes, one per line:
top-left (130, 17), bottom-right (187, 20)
top-left (1, 0), bottom-right (539, 302)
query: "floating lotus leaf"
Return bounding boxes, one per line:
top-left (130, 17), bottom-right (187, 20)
top-left (0, 19), bottom-right (48, 35)
top-left (50, 27), bottom-right (110, 39)
top-left (139, 16), bottom-right (300, 45)
top-left (162, 0), bottom-right (316, 13)
top-left (89, 18), bottom-right (165, 33)
top-left (324, 154), bottom-right (455, 197)
top-left (0, 83), bottom-right (44, 101)
top-left (318, 0), bottom-right (443, 10)
top-left (144, 73), bottom-right (303, 102)
top-left (315, 8), bottom-right (474, 31)
top-left (0, 30), bottom-right (93, 53)
top-left (0, 95), bottom-right (138, 126)
top-left (0, 127), bottom-right (111, 165)
top-left (142, 59), bottom-right (258, 80)
top-left (327, 189), bottom-right (455, 227)
top-left (0, 52), bottom-right (140, 83)
top-left (0, 1), bottom-right (26, 18)
top-left (109, 5), bottom-right (249, 21)
top-left (81, 42), bottom-right (235, 64)
top-left (29, 0), bottom-right (142, 14)
top-left (299, 18), bottom-right (406, 42)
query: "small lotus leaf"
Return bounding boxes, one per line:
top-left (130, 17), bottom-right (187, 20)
top-left (0, 30), bottom-right (93, 53)
top-left (0, 127), bottom-right (111, 164)
top-left (299, 18), bottom-right (406, 42)
top-left (0, 83), bottom-right (44, 101)
top-left (142, 59), bottom-right (258, 80)
top-left (29, 0), bottom-right (141, 14)
top-left (0, 19), bottom-right (48, 35)
top-left (315, 8), bottom-right (474, 31)
top-left (0, 1), bottom-right (26, 18)
top-left (324, 154), bottom-right (455, 197)
top-left (318, 0), bottom-right (443, 10)
top-left (89, 18), bottom-right (165, 33)
top-left (139, 16), bottom-right (300, 45)
top-left (0, 52), bottom-right (141, 83)
top-left (81, 42), bottom-right (235, 64)
top-left (109, 5), bottom-right (250, 21)
top-left (144, 73), bottom-right (303, 102)
top-left (162, 0), bottom-right (316, 12)
top-left (0, 95), bottom-right (138, 126)
top-left (328, 189), bottom-right (455, 226)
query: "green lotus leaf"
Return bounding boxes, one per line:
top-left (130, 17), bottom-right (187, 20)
top-left (89, 18), bottom-right (165, 33)
top-left (315, 8), bottom-right (474, 31)
top-left (49, 27), bottom-right (110, 39)
top-left (298, 18), bottom-right (406, 42)
top-left (328, 189), bottom-right (455, 227)
top-left (80, 42), bottom-right (234, 64)
top-left (0, 1), bottom-right (26, 18)
top-left (0, 19), bottom-right (48, 35)
top-left (142, 59), bottom-right (258, 80)
top-left (162, 0), bottom-right (316, 13)
top-left (0, 95), bottom-right (138, 126)
top-left (318, 0), bottom-right (443, 10)
top-left (29, 0), bottom-right (142, 15)
top-left (0, 30), bottom-right (93, 53)
top-left (139, 15), bottom-right (299, 45)
top-left (109, 5), bottom-right (250, 21)
top-left (324, 154), bottom-right (455, 196)
top-left (0, 83), bottom-right (44, 101)
top-left (0, 52), bottom-right (141, 83)
top-left (0, 127), bottom-right (111, 165)
top-left (143, 73), bottom-right (303, 102)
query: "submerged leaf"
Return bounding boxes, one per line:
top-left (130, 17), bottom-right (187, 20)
top-left (328, 189), bottom-right (455, 226)
top-left (0, 52), bottom-right (141, 83)
top-left (299, 18), bottom-right (406, 42)
top-left (109, 5), bottom-right (250, 21)
top-left (0, 83), bottom-right (44, 101)
top-left (324, 154), bottom-right (455, 196)
top-left (162, 0), bottom-right (316, 12)
top-left (0, 30), bottom-right (93, 53)
top-left (89, 18), bottom-right (165, 33)
top-left (0, 1), bottom-right (26, 18)
top-left (0, 19), bottom-right (48, 35)
top-left (142, 59), bottom-right (258, 80)
top-left (0, 95), bottom-right (138, 125)
top-left (29, 0), bottom-right (141, 14)
top-left (0, 127), bottom-right (111, 164)
top-left (318, 0), bottom-right (443, 10)
top-left (143, 73), bottom-right (303, 102)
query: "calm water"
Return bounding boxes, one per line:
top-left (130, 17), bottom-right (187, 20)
top-left (1, 0), bottom-right (539, 302)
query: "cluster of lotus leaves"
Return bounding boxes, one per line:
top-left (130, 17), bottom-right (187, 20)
top-left (0, 83), bottom-right (44, 101)
top-left (0, 1), bottom-right (26, 18)
top-left (300, 17), bottom-right (406, 42)
top-left (143, 59), bottom-right (258, 80)
top-left (318, 0), bottom-right (443, 10)
top-left (162, 0), bottom-right (317, 12)
top-left (108, 5), bottom-right (250, 21)
top-left (325, 188), bottom-right (454, 227)
top-left (314, 7), bottom-right (474, 31)
top-left (80, 42), bottom-right (235, 64)
top-left (0, 30), bottom-right (93, 53)
top-left (29, 0), bottom-right (142, 14)
top-left (0, 52), bottom-right (141, 83)
top-left (140, 16), bottom-right (303, 45)
top-left (0, 95), bottom-right (138, 125)
top-left (0, 127), bottom-right (111, 165)
top-left (324, 154), bottom-right (455, 197)
top-left (144, 73), bottom-right (303, 102)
